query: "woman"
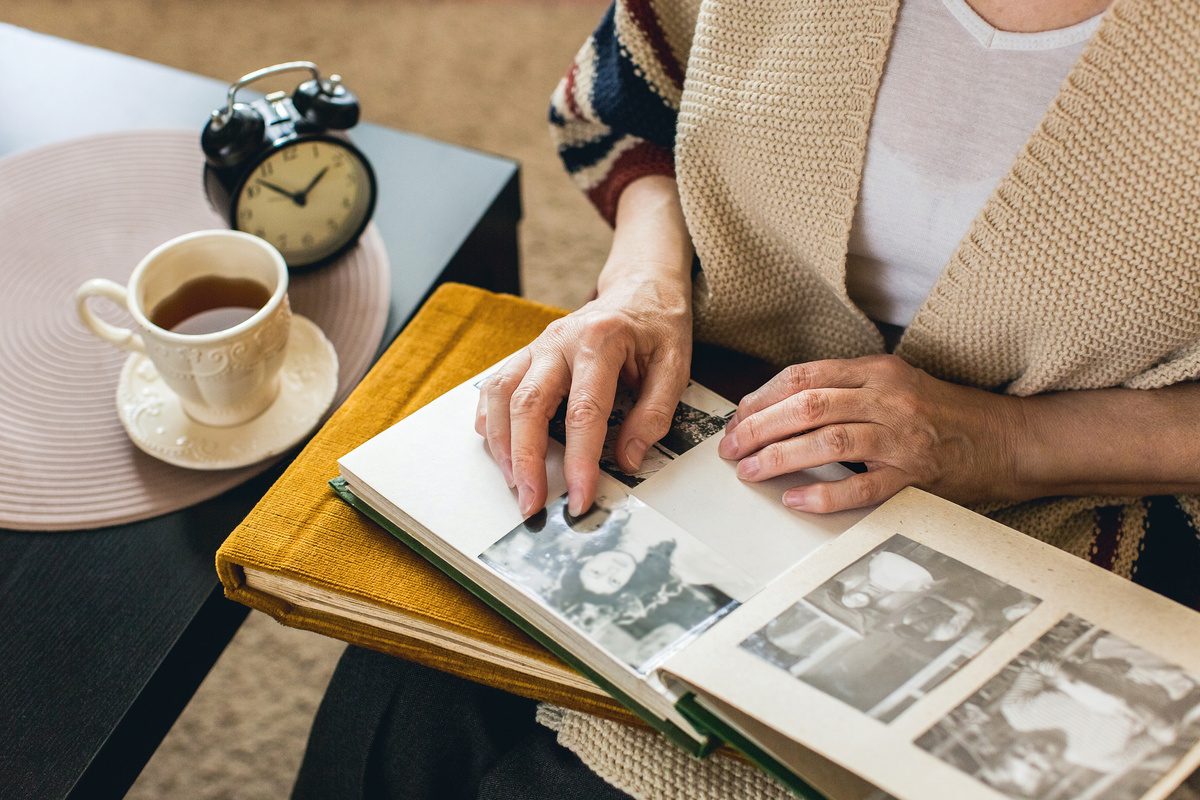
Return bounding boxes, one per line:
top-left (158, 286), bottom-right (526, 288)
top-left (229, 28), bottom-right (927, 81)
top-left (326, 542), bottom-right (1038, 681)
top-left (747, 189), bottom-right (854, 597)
top-left (297, 1), bottom-right (1200, 797)
top-left (476, 0), bottom-right (1200, 610)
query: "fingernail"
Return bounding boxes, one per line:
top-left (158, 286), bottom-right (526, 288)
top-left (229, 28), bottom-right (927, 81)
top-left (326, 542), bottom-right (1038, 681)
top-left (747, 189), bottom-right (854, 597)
top-left (737, 456), bottom-right (759, 480)
top-left (784, 488), bottom-right (809, 510)
top-left (501, 456), bottom-right (515, 488)
top-left (718, 432), bottom-right (738, 459)
top-left (518, 484), bottom-right (535, 517)
top-left (568, 487), bottom-right (586, 518)
top-left (625, 438), bottom-right (648, 470)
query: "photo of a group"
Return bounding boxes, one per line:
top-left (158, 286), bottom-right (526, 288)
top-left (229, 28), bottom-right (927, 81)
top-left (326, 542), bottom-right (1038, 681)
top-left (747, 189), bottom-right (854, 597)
top-left (547, 382), bottom-right (732, 488)
top-left (479, 488), bottom-right (751, 672)
top-left (739, 535), bottom-right (1040, 722)
top-left (917, 615), bottom-right (1200, 800)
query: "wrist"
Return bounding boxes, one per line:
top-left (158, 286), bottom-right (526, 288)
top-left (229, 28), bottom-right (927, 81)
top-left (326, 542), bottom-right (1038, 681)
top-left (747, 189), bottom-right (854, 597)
top-left (992, 393), bottom-right (1041, 502)
top-left (942, 388), bottom-right (1033, 505)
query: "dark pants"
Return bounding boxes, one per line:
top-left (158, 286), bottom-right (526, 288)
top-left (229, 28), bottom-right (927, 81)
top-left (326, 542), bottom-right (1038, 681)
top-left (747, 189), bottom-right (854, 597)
top-left (292, 646), bottom-right (635, 800)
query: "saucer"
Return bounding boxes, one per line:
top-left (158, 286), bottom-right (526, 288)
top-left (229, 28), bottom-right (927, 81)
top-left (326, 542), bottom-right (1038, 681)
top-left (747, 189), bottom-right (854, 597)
top-left (116, 314), bottom-right (339, 470)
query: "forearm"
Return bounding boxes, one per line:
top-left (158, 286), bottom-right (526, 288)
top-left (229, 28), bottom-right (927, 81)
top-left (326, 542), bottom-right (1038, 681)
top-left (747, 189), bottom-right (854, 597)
top-left (1003, 382), bottom-right (1200, 500)
top-left (597, 175), bottom-right (694, 300)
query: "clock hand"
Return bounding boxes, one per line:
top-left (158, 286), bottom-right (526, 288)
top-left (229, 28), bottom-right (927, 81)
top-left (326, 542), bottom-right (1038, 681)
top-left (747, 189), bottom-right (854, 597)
top-left (256, 179), bottom-right (303, 204)
top-left (294, 167), bottom-right (330, 205)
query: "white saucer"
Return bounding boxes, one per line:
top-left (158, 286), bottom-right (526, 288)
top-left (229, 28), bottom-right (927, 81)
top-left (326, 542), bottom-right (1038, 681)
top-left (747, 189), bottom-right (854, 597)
top-left (116, 314), bottom-right (339, 470)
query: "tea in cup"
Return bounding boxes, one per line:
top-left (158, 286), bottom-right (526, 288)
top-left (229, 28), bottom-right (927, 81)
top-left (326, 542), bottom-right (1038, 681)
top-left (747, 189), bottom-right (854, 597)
top-left (77, 230), bottom-right (291, 427)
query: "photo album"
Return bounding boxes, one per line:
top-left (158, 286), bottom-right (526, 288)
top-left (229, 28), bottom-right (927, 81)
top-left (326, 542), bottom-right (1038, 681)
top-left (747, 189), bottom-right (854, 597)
top-left (334, 357), bottom-right (1200, 800)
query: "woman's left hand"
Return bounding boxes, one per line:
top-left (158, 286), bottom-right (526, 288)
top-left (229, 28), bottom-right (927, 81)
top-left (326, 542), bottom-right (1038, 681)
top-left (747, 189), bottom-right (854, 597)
top-left (717, 355), bottom-right (1023, 513)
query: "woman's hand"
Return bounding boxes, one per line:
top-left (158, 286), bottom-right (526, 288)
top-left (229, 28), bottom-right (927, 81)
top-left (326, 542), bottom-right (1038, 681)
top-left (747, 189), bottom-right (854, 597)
top-left (720, 355), bottom-right (1200, 512)
top-left (717, 355), bottom-right (1024, 512)
top-left (476, 176), bottom-right (694, 518)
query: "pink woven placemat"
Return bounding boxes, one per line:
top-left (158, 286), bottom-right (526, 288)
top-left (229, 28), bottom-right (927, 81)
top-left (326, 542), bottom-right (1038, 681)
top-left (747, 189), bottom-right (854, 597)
top-left (0, 130), bottom-right (391, 531)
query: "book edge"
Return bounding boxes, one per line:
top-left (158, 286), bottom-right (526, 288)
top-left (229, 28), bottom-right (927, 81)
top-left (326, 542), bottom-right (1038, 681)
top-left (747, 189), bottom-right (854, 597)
top-left (676, 693), bottom-right (830, 800)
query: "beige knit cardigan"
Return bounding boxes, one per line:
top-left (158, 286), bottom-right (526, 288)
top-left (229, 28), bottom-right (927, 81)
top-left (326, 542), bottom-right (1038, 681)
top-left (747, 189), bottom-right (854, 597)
top-left (660, 0), bottom-right (1200, 558)
top-left (545, 2), bottom-right (1200, 798)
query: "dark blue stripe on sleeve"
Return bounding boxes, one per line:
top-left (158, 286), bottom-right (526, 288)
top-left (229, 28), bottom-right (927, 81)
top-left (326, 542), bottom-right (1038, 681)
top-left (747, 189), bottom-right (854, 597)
top-left (551, 3), bottom-right (678, 175)
top-left (589, 4), bottom-right (678, 151)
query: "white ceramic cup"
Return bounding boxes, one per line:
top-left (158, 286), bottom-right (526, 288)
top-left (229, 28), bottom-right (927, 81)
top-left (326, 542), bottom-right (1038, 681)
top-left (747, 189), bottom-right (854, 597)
top-left (76, 230), bottom-right (291, 427)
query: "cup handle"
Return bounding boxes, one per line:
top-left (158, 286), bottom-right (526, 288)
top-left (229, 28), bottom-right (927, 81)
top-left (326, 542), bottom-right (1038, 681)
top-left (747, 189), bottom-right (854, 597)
top-left (75, 279), bottom-right (146, 354)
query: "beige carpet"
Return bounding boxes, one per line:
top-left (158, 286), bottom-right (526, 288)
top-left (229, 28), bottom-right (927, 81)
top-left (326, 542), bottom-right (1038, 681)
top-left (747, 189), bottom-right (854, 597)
top-left (0, 1), bottom-right (613, 797)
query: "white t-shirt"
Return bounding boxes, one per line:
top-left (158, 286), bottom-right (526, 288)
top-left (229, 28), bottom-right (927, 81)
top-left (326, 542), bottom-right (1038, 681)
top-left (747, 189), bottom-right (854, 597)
top-left (844, 0), bottom-right (1103, 331)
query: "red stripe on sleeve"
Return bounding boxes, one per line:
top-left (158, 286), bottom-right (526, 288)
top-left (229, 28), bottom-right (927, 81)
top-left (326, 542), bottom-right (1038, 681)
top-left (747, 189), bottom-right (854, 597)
top-left (623, 0), bottom-right (685, 90)
top-left (586, 141), bottom-right (676, 226)
top-left (563, 60), bottom-right (585, 121)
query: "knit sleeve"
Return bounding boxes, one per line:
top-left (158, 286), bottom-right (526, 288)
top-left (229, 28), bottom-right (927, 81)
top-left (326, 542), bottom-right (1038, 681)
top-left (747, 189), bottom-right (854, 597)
top-left (549, 0), bottom-right (699, 225)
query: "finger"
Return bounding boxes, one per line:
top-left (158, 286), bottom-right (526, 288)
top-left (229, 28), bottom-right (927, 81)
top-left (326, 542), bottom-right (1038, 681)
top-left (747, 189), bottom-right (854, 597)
top-left (561, 356), bottom-right (622, 517)
top-left (616, 352), bottom-right (690, 473)
top-left (483, 351), bottom-right (533, 488)
top-left (719, 387), bottom-right (871, 460)
top-left (508, 355), bottom-right (572, 517)
top-left (781, 466), bottom-right (907, 513)
top-left (728, 359), bottom-right (875, 430)
top-left (735, 422), bottom-right (883, 483)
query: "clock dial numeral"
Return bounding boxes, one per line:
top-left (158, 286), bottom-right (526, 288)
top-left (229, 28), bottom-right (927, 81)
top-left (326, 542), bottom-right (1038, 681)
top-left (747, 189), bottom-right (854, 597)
top-left (282, 147), bottom-right (298, 162)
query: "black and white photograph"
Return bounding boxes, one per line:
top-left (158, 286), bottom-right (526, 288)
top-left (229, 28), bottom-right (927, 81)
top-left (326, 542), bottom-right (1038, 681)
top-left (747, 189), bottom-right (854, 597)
top-left (479, 488), bottom-right (748, 671)
top-left (917, 614), bottom-right (1200, 800)
top-left (740, 535), bottom-right (1040, 722)
top-left (548, 382), bottom-right (731, 488)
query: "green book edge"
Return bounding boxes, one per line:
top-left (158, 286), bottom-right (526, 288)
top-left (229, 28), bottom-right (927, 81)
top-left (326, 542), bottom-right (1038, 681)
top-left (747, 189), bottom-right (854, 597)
top-left (329, 475), bottom-right (720, 759)
top-left (675, 693), bottom-right (829, 800)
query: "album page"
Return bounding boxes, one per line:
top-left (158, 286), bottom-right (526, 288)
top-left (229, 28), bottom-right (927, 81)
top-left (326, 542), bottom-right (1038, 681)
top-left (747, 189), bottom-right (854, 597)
top-left (659, 489), bottom-right (1200, 800)
top-left (337, 360), bottom-right (870, 742)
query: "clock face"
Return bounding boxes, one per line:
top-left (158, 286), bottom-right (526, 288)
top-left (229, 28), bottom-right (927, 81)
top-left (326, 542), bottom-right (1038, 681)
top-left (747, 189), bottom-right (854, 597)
top-left (233, 138), bottom-right (374, 267)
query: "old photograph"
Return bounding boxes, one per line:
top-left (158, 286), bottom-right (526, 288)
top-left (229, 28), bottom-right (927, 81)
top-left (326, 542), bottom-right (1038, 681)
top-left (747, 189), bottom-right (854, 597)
top-left (548, 382), bottom-right (731, 488)
top-left (740, 535), bottom-right (1040, 722)
top-left (479, 488), bottom-right (748, 672)
top-left (917, 614), bottom-right (1200, 800)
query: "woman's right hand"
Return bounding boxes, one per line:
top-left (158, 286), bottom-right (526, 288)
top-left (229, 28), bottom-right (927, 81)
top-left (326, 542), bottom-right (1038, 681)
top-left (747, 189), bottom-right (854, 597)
top-left (475, 175), bottom-right (695, 519)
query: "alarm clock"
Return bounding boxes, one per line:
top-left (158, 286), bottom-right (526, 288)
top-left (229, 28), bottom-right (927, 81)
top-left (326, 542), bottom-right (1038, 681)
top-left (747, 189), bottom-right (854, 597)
top-left (201, 61), bottom-right (377, 270)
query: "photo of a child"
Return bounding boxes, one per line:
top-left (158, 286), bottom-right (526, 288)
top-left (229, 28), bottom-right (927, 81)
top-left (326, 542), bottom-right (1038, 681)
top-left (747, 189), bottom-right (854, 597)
top-left (480, 488), bottom-right (747, 671)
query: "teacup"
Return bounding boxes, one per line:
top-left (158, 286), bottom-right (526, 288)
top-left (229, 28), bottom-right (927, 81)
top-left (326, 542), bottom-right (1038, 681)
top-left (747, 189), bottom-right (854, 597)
top-left (77, 230), bottom-right (291, 427)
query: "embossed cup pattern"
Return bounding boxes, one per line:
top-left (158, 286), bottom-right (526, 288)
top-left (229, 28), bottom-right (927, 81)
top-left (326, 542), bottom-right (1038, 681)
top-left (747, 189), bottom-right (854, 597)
top-left (147, 298), bottom-right (293, 426)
